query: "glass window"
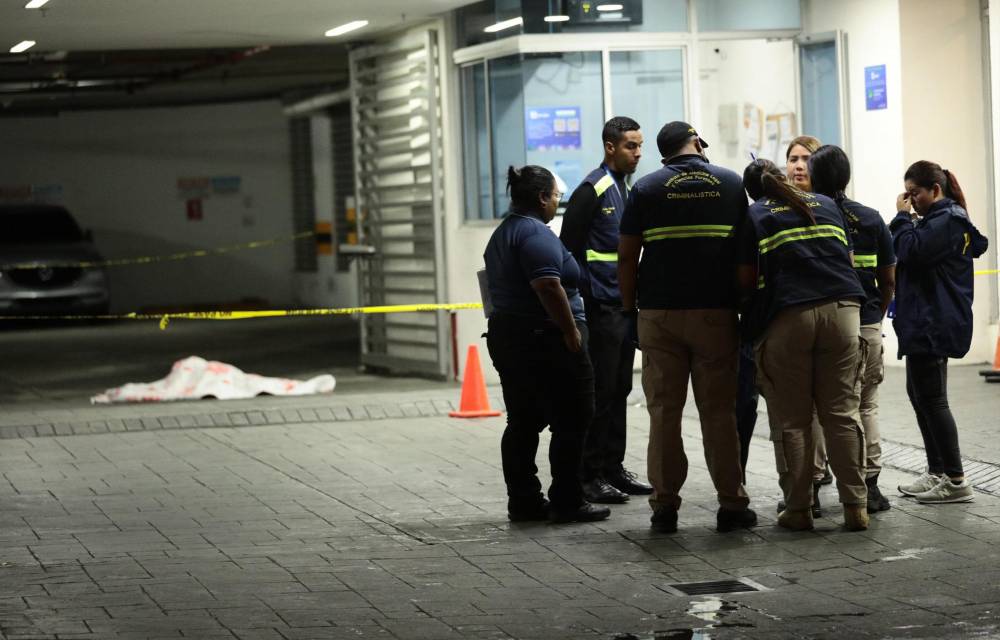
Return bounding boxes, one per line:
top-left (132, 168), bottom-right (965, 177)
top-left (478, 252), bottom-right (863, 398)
top-left (463, 52), bottom-right (604, 220)
top-left (799, 40), bottom-right (841, 146)
top-left (695, 0), bottom-right (800, 31)
top-left (461, 64), bottom-right (492, 221)
top-left (609, 50), bottom-right (686, 180)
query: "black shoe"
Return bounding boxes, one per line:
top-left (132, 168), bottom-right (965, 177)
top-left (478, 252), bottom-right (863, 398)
top-left (777, 484), bottom-right (822, 518)
top-left (606, 468), bottom-right (653, 495)
top-left (818, 464), bottom-right (833, 485)
top-left (550, 502), bottom-right (611, 524)
top-left (650, 505), bottom-right (678, 533)
top-left (866, 475), bottom-right (891, 513)
top-left (717, 507), bottom-right (758, 532)
top-left (507, 498), bottom-right (550, 522)
top-left (582, 478), bottom-right (630, 504)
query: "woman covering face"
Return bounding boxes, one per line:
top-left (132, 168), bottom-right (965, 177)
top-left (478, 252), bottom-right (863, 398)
top-left (784, 135), bottom-right (821, 192)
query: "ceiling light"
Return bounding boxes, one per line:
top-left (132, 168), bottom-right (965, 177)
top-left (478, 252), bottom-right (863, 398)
top-left (24, 0), bottom-right (49, 8)
top-left (484, 16), bottom-right (523, 33)
top-left (596, 3), bottom-right (624, 10)
top-left (10, 40), bottom-right (36, 53)
top-left (544, 15), bottom-right (570, 22)
top-left (324, 20), bottom-right (368, 37)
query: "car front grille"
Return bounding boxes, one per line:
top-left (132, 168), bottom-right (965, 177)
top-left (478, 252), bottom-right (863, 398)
top-left (5, 266), bottom-right (83, 288)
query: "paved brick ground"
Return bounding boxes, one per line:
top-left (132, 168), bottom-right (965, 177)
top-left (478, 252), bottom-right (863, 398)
top-left (1, 365), bottom-right (1000, 638)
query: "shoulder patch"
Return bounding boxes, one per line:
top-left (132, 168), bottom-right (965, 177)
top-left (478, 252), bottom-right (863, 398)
top-left (594, 175), bottom-right (615, 197)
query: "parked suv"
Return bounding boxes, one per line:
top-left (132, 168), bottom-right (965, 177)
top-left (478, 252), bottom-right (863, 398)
top-left (0, 204), bottom-right (110, 316)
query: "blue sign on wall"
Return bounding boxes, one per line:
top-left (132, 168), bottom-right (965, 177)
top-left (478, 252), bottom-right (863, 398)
top-left (525, 106), bottom-right (582, 151)
top-left (865, 64), bottom-right (887, 111)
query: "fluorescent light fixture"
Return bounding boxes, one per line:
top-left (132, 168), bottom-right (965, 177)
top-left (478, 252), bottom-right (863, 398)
top-left (543, 15), bottom-right (570, 22)
top-left (10, 40), bottom-right (36, 53)
top-left (596, 3), bottom-right (624, 10)
top-left (484, 16), bottom-right (523, 33)
top-left (324, 20), bottom-right (368, 37)
top-left (25, 0), bottom-right (50, 8)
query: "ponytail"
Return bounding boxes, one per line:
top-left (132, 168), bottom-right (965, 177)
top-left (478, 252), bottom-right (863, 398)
top-left (743, 158), bottom-right (816, 225)
top-left (942, 169), bottom-right (968, 211)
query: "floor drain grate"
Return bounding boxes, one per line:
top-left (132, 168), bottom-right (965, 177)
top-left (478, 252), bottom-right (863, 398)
top-left (661, 577), bottom-right (767, 597)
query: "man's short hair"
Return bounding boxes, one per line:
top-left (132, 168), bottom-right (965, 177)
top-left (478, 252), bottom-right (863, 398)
top-left (602, 116), bottom-right (641, 145)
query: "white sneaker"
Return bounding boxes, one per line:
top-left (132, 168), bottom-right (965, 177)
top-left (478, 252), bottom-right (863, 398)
top-left (914, 477), bottom-right (974, 504)
top-left (899, 471), bottom-right (943, 497)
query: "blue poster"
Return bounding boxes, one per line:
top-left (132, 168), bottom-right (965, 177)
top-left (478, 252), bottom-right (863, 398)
top-left (865, 65), bottom-right (887, 111)
top-left (525, 106), bottom-right (581, 151)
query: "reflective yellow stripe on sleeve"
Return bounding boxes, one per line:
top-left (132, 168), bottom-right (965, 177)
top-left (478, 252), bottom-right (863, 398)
top-left (586, 249), bottom-right (618, 262)
top-left (758, 224), bottom-right (847, 254)
top-left (853, 254), bottom-right (877, 268)
top-left (641, 224), bottom-right (734, 242)
top-left (593, 175), bottom-right (615, 197)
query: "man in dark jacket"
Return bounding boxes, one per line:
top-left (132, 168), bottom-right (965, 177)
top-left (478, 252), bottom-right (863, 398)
top-left (560, 116), bottom-right (652, 503)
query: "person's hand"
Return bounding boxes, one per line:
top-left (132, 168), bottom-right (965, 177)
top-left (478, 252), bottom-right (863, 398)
top-left (563, 327), bottom-right (582, 353)
top-left (896, 192), bottom-right (912, 215)
top-left (625, 309), bottom-right (640, 350)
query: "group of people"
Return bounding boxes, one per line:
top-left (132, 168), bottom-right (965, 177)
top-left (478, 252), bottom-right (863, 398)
top-left (482, 115), bottom-right (988, 532)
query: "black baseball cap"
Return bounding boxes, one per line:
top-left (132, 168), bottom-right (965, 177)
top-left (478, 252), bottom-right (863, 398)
top-left (656, 121), bottom-right (709, 158)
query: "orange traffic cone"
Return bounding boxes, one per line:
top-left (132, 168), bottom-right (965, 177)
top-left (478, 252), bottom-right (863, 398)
top-left (449, 345), bottom-right (502, 418)
top-left (980, 336), bottom-right (1000, 381)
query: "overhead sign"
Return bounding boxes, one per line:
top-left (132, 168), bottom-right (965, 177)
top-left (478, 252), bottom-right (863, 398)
top-left (525, 106), bottom-right (581, 151)
top-left (865, 64), bottom-right (887, 111)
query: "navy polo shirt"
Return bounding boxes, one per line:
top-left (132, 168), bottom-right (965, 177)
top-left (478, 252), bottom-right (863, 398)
top-left (484, 210), bottom-right (586, 322)
top-left (619, 154), bottom-right (748, 310)
top-left (737, 192), bottom-right (864, 338)
top-left (839, 197), bottom-right (895, 325)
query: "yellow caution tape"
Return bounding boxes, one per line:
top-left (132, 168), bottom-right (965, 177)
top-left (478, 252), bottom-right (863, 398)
top-left (0, 230), bottom-right (315, 270)
top-left (976, 269), bottom-right (1000, 276)
top-left (0, 302), bottom-right (484, 330)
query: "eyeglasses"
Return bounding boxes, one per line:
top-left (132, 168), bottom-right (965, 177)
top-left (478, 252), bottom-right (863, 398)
top-left (551, 191), bottom-right (564, 200)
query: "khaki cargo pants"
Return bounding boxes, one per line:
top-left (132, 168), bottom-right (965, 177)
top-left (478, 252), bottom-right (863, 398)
top-left (639, 309), bottom-right (750, 511)
top-left (808, 323), bottom-right (884, 479)
top-left (755, 300), bottom-right (867, 510)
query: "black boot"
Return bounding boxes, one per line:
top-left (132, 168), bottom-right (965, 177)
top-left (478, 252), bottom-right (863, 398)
top-left (866, 474), bottom-right (891, 513)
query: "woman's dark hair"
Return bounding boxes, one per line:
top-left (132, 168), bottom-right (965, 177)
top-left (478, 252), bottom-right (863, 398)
top-left (743, 158), bottom-right (816, 225)
top-left (507, 165), bottom-right (555, 211)
top-left (808, 145), bottom-right (851, 201)
top-left (904, 160), bottom-right (968, 211)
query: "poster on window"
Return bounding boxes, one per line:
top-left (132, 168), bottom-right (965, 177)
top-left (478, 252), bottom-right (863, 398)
top-left (525, 106), bottom-right (581, 151)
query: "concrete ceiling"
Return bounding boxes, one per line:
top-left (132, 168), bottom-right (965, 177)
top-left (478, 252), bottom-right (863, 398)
top-left (0, 0), bottom-right (477, 52)
top-left (0, 0), bottom-right (480, 115)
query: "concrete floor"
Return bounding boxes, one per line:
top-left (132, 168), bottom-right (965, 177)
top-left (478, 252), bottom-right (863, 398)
top-left (0, 317), bottom-right (450, 408)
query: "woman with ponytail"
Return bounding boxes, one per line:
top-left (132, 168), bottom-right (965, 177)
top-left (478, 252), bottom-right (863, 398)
top-left (736, 159), bottom-right (869, 532)
top-left (891, 161), bottom-right (988, 504)
top-left (483, 165), bottom-right (610, 525)
top-left (809, 145), bottom-right (896, 514)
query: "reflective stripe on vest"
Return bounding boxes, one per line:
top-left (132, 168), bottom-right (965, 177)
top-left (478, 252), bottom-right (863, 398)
top-left (586, 249), bottom-right (618, 262)
top-left (757, 275), bottom-right (765, 290)
top-left (853, 253), bottom-right (877, 268)
top-left (758, 224), bottom-right (847, 255)
top-left (642, 224), bottom-right (734, 242)
top-left (594, 175), bottom-right (615, 197)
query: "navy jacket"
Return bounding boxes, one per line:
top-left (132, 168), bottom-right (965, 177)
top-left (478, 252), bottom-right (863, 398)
top-left (890, 198), bottom-right (988, 359)
top-left (559, 164), bottom-right (629, 304)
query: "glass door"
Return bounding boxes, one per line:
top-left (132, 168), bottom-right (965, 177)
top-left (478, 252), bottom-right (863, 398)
top-left (796, 31), bottom-right (849, 149)
top-left (607, 49), bottom-right (686, 180)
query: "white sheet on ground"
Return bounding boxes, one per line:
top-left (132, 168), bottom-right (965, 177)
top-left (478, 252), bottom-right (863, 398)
top-left (91, 356), bottom-right (336, 404)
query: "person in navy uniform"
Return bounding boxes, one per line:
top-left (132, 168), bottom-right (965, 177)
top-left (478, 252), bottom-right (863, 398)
top-left (484, 164), bottom-right (611, 525)
top-left (559, 116), bottom-right (652, 504)
top-left (808, 144), bottom-right (896, 513)
top-left (618, 121), bottom-right (756, 534)
top-left (737, 158), bottom-right (869, 532)
top-left (892, 161), bottom-right (988, 504)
